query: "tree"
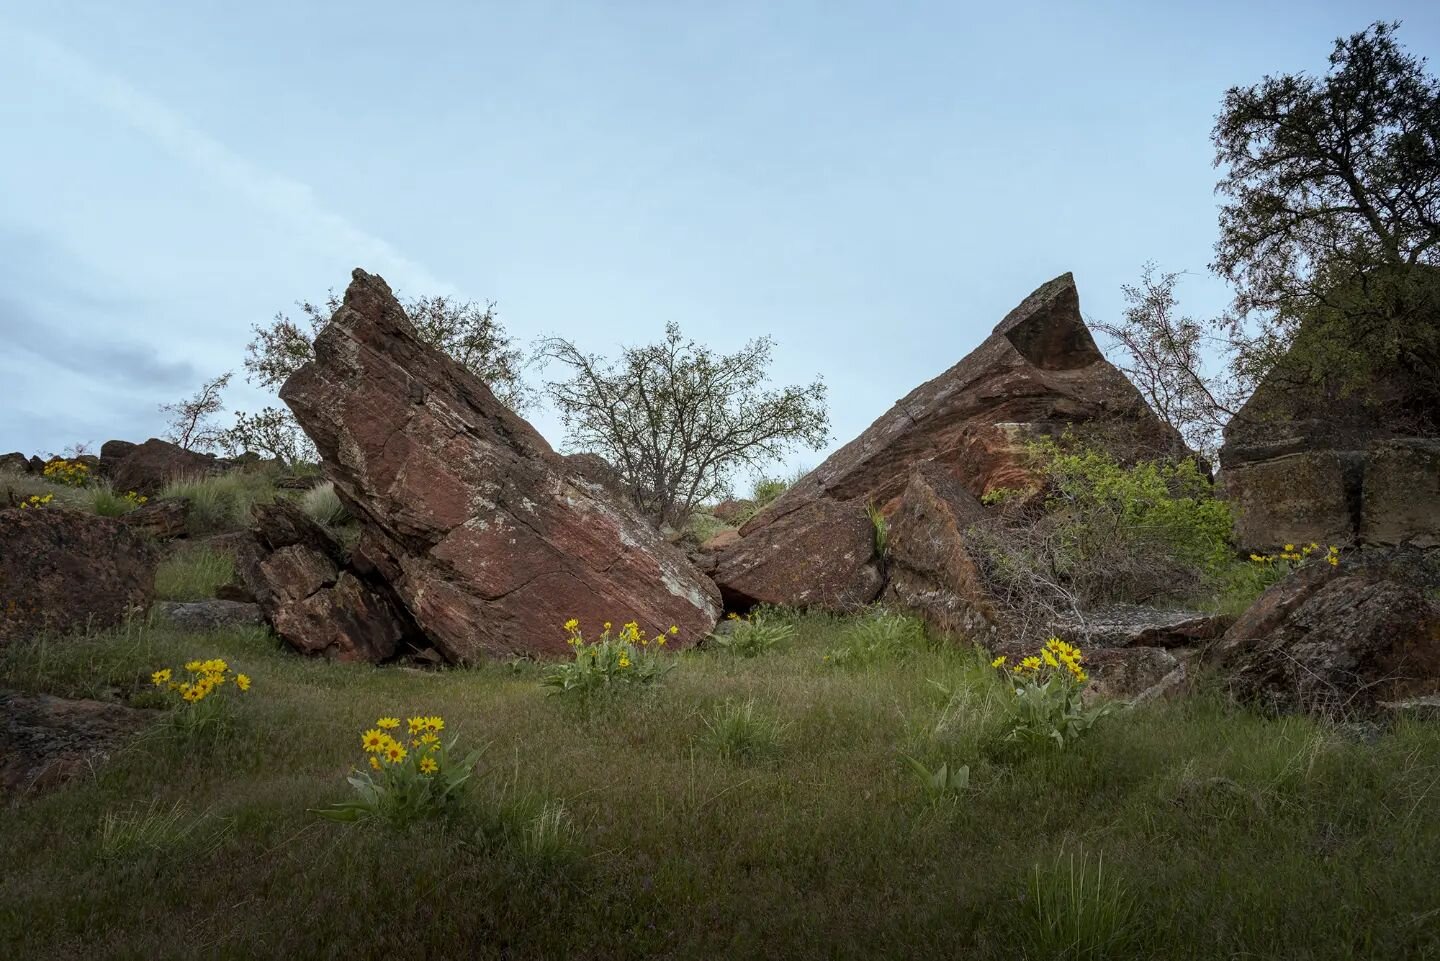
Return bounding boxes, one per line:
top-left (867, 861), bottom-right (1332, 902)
top-left (1093, 265), bottom-right (1241, 462)
top-left (245, 291), bottom-right (531, 412)
top-left (160, 372), bottom-right (232, 451)
top-left (1211, 21), bottom-right (1440, 418)
top-left (217, 407), bottom-right (315, 466)
top-left (540, 323), bottom-right (830, 526)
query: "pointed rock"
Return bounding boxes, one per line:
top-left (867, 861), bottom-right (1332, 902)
top-left (279, 269), bottom-right (721, 661)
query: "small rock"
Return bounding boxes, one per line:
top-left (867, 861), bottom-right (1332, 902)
top-left (153, 600), bottom-right (263, 631)
top-left (0, 689), bottom-right (151, 798)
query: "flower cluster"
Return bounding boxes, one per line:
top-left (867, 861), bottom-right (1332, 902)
top-left (991, 638), bottom-right (1109, 750)
top-left (1250, 542), bottom-right (1340, 568)
top-left (42, 458), bottom-right (90, 487)
top-left (992, 637), bottom-right (1087, 683)
top-left (151, 658), bottom-right (252, 704)
top-left (360, 715), bottom-right (447, 772)
top-left (544, 618), bottom-right (678, 696)
top-left (18, 493), bottom-right (54, 510)
top-left (317, 712), bottom-right (483, 825)
top-left (122, 490), bottom-right (149, 507)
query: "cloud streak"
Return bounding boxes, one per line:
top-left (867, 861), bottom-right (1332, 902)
top-left (0, 19), bottom-right (451, 297)
top-left (0, 296), bottom-right (200, 388)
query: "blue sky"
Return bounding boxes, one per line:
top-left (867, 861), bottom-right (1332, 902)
top-left (2, 1), bottom-right (1436, 475)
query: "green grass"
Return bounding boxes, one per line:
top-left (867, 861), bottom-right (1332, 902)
top-left (154, 547), bottom-right (236, 602)
top-left (0, 612), bottom-right (1437, 960)
top-left (162, 470), bottom-right (279, 535)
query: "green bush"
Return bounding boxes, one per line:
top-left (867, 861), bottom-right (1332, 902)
top-left (751, 476), bottom-right (788, 506)
top-left (541, 619), bottom-right (676, 698)
top-left (699, 698), bottom-right (788, 762)
top-left (163, 471), bottom-right (278, 535)
top-left (991, 639), bottom-right (1112, 752)
top-left (709, 609), bottom-right (795, 657)
top-left (82, 483), bottom-right (149, 518)
top-left (823, 608), bottom-right (929, 668)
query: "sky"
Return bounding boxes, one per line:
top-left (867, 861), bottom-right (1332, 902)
top-left (2, 1), bottom-right (1437, 478)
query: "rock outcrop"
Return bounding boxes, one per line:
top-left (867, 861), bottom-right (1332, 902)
top-left (1217, 361), bottom-right (1440, 552)
top-left (0, 689), bottom-right (151, 797)
top-left (235, 501), bottom-right (416, 663)
top-left (154, 599), bottom-right (264, 631)
top-left (103, 438), bottom-right (224, 495)
top-left (1207, 550), bottom-right (1440, 715)
top-left (0, 508), bottom-right (156, 642)
top-left (121, 499), bottom-right (191, 540)
top-left (278, 269), bottom-right (722, 661)
top-left (710, 272), bottom-right (1186, 611)
top-left (0, 452), bottom-right (30, 474)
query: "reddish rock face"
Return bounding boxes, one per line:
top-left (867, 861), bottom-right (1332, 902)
top-left (712, 273), bottom-right (1185, 611)
top-left (236, 501), bottom-right (413, 663)
top-left (120, 499), bottom-right (190, 540)
top-left (710, 498), bottom-right (883, 611)
top-left (279, 269), bottom-right (721, 661)
top-left (0, 508), bottom-right (156, 642)
top-left (881, 465), bottom-right (1003, 641)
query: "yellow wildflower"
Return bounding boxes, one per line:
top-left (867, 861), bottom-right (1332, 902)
top-left (384, 743), bottom-right (408, 764)
top-left (184, 660), bottom-right (202, 673)
top-left (419, 732), bottom-right (439, 746)
top-left (151, 669), bottom-right (172, 686)
top-left (408, 717), bottom-right (426, 735)
top-left (377, 717), bottom-right (400, 729)
top-left (427, 716), bottom-right (445, 733)
top-left (669, 625), bottom-right (679, 635)
top-left (419, 756), bottom-right (439, 775)
top-left (369, 756), bottom-right (382, 771)
top-left (362, 729), bottom-right (386, 752)
top-left (990, 655), bottom-right (1007, 668)
top-left (235, 674), bottom-right (251, 692)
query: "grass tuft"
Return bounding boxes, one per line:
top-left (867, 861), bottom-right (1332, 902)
top-left (154, 547), bottom-right (236, 601)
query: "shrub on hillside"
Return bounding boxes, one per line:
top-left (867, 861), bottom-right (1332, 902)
top-left (970, 436), bottom-right (1234, 626)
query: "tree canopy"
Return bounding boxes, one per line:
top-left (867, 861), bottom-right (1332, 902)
top-left (540, 323), bottom-right (829, 527)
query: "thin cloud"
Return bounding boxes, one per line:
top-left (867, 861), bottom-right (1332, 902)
top-left (0, 296), bottom-right (200, 388)
top-left (0, 19), bottom-right (451, 297)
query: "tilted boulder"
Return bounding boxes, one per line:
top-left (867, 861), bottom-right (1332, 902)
top-left (279, 269), bottom-right (722, 661)
top-left (235, 501), bottom-right (415, 663)
top-left (1207, 550), bottom-right (1440, 716)
top-left (880, 464), bottom-right (1002, 641)
top-left (712, 272), bottom-right (1186, 611)
top-left (0, 508), bottom-right (157, 642)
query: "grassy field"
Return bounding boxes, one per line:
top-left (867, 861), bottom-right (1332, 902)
top-left (1, 611), bottom-right (1438, 960)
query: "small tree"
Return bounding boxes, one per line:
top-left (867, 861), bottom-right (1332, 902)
top-left (1211, 20), bottom-right (1440, 417)
top-left (245, 291), bottom-right (530, 412)
top-left (540, 323), bottom-right (830, 526)
top-left (1093, 265), bottom-right (1241, 462)
top-left (160, 372), bottom-right (233, 451)
top-left (218, 407), bottom-right (316, 466)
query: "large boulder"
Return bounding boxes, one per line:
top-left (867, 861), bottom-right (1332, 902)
top-left (0, 508), bottom-right (157, 642)
top-left (1207, 551), bottom-right (1440, 716)
top-left (120, 498), bottom-right (191, 541)
top-left (0, 689), bottom-right (151, 797)
top-left (1217, 352), bottom-right (1440, 553)
top-left (278, 269), bottom-right (722, 661)
top-left (0, 452), bottom-right (30, 474)
top-left (711, 272), bottom-right (1186, 611)
top-left (105, 438), bottom-right (223, 495)
top-left (235, 501), bottom-right (414, 663)
top-left (880, 464), bottom-right (1003, 642)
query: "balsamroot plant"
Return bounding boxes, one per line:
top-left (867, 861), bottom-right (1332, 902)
top-left (316, 715), bottom-right (484, 826)
top-left (541, 619), bottom-right (678, 698)
top-left (991, 639), bottom-right (1111, 751)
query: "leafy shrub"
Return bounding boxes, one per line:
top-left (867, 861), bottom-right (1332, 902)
top-left (541, 619), bottom-right (678, 698)
top-left (299, 481), bottom-right (349, 528)
top-left (972, 437), bottom-right (1235, 624)
top-left (709, 610), bottom-right (795, 657)
top-left (155, 547), bottom-right (235, 601)
top-left (823, 608), bottom-right (928, 668)
top-left (751, 476), bottom-right (788, 506)
top-left (899, 754), bottom-right (971, 804)
top-left (1020, 852), bottom-right (1139, 961)
top-left (700, 698), bottom-right (788, 762)
top-left (991, 639), bottom-right (1111, 751)
top-left (163, 471), bottom-right (278, 534)
top-left (316, 715), bottom-right (484, 827)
